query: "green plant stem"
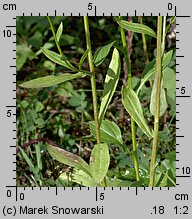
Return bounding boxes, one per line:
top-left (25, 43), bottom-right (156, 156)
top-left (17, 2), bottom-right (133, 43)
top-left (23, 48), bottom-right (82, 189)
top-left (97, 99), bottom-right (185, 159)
top-left (83, 16), bottom-right (101, 144)
top-left (47, 16), bottom-right (63, 56)
top-left (161, 16), bottom-right (167, 55)
top-left (149, 16), bottom-right (163, 187)
top-left (139, 17), bottom-right (149, 63)
top-left (119, 17), bottom-right (140, 181)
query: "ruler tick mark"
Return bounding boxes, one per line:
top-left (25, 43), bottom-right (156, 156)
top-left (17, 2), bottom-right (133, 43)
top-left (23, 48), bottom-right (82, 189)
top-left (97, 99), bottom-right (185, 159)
top-left (96, 187), bottom-right (98, 201)
top-left (176, 175), bottom-right (190, 178)
top-left (176, 15), bottom-right (190, 18)
top-left (176, 95), bottom-right (191, 98)
top-left (6, 25), bottom-right (16, 28)
top-left (94, 6), bottom-right (97, 16)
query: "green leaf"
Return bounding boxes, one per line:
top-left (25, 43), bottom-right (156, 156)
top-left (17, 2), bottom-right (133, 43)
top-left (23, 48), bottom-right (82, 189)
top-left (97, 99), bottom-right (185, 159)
top-left (78, 48), bottom-right (89, 69)
top-left (105, 177), bottom-right (132, 187)
top-left (20, 72), bottom-right (86, 89)
top-left (89, 120), bottom-right (123, 145)
top-left (89, 143), bottom-right (110, 183)
top-left (56, 22), bottom-right (63, 43)
top-left (41, 48), bottom-right (76, 71)
top-left (121, 86), bottom-right (153, 139)
top-left (163, 67), bottom-right (176, 109)
top-left (35, 101), bottom-right (44, 112)
top-left (47, 144), bottom-right (91, 176)
top-left (165, 16), bottom-right (176, 34)
top-left (137, 50), bottom-right (173, 94)
top-left (117, 19), bottom-right (157, 38)
top-left (93, 41), bottom-right (115, 66)
top-left (16, 44), bottom-right (37, 70)
top-left (59, 170), bottom-right (97, 187)
top-left (150, 79), bottom-right (168, 117)
top-left (99, 48), bottom-right (121, 123)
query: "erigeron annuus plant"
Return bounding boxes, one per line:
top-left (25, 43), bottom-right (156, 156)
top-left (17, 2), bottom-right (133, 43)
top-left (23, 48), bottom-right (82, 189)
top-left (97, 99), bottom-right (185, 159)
top-left (18, 16), bottom-right (175, 187)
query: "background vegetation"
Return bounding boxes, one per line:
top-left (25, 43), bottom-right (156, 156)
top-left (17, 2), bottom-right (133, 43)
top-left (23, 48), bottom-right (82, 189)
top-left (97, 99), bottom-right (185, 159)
top-left (16, 16), bottom-right (176, 187)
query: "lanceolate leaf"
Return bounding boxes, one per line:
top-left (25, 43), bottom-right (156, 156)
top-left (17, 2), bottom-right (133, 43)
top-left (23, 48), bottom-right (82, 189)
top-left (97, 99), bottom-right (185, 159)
top-left (20, 72), bottom-right (86, 89)
top-left (117, 19), bottom-right (157, 38)
top-left (59, 170), bottom-right (97, 187)
top-left (150, 78), bottom-right (168, 117)
top-left (56, 22), bottom-right (63, 43)
top-left (89, 143), bottom-right (110, 183)
top-left (41, 48), bottom-right (76, 71)
top-left (99, 48), bottom-right (121, 123)
top-left (47, 144), bottom-right (91, 177)
top-left (121, 86), bottom-right (153, 139)
top-left (93, 41), bottom-right (115, 66)
top-left (137, 50), bottom-right (173, 94)
top-left (165, 16), bottom-right (176, 34)
top-left (78, 48), bottom-right (89, 69)
top-left (163, 67), bottom-right (176, 114)
top-left (89, 120), bottom-right (124, 145)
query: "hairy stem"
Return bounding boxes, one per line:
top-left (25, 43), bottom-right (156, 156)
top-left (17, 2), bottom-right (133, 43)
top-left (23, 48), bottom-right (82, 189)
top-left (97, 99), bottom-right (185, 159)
top-left (149, 16), bottom-right (163, 187)
top-left (119, 17), bottom-right (140, 181)
top-left (83, 16), bottom-right (101, 144)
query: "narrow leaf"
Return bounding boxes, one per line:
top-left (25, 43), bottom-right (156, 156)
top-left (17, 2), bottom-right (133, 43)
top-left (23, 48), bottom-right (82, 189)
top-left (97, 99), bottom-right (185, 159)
top-left (20, 72), bottom-right (86, 89)
top-left (150, 78), bottom-right (168, 117)
top-left (122, 86), bottom-right (153, 139)
top-left (89, 143), bottom-right (110, 183)
top-left (56, 22), bottom-right (63, 43)
top-left (89, 120), bottom-right (123, 145)
top-left (93, 41), bottom-right (115, 66)
top-left (165, 16), bottom-right (176, 34)
top-left (47, 144), bottom-right (91, 176)
top-left (78, 48), bottom-right (89, 69)
top-left (137, 50), bottom-right (173, 94)
top-left (99, 48), bottom-right (121, 123)
top-left (117, 19), bottom-right (157, 38)
top-left (41, 48), bottom-right (76, 71)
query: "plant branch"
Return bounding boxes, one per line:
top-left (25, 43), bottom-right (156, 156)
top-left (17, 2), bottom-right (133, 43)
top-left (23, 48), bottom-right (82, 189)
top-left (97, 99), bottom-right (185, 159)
top-left (119, 16), bottom-right (140, 181)
top-left (83, 16), bottom-right (101, 144)
top-left (149, 16), bottom-right (163, 187)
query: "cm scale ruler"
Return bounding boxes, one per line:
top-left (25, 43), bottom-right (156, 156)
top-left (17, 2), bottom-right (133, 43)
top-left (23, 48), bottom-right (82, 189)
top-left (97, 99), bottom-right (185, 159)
top-left (0, 0), bottom-right (191, 218)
